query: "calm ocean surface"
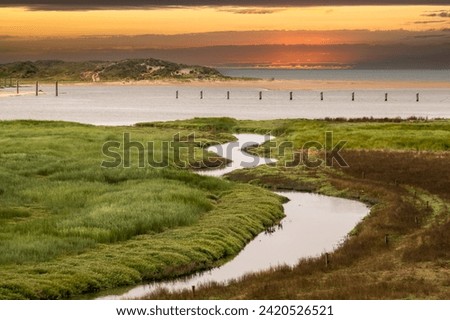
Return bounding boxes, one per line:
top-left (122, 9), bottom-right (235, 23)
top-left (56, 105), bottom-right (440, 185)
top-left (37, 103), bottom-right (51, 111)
top-left (0, 70), bottom-right (449, 125)
top-left (218, 68), bottom-right (450, 82)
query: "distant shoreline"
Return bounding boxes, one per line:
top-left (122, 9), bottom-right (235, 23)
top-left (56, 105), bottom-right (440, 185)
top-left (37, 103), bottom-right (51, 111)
top-left (32, 79), bottom-right (450, 90)
top-left (4, 78), bottom-right (449, 89)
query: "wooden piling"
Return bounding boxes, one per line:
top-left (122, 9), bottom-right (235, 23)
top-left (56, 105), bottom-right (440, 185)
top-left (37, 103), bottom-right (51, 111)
top-left (259, 91), bottom-right (262, 100)
top-left (416, 93), bottom-right (419, 102)
top-left (16, 81), bottom-right (19, 94)
top-left (227, 91), bottom-right (230, 100)
top-left (200, 91), bottom-right (203, 99)
top-left (55, 81), bottom-right (59, 97)
top-left (289, 91), bottom-right (293, 101)
top-left (352, 92), bottom-right (355, 101)
top-left (320, 92), bottom-right (324, 101)
top-left (176, 90), bottom-right (178, 99)
top-left (385, 93), bottom-right (388, 102)
top-left (35, 81), bottom-right (39, 96)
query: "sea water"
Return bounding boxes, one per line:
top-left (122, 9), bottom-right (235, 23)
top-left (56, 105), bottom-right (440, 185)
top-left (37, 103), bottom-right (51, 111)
top-left (0, 84), bottom-right (449, 125)
top-left (218, 68), bottom-right (450, 82)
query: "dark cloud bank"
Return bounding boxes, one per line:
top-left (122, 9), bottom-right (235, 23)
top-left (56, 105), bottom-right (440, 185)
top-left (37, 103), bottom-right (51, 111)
top-left (2, 43), bottom-right (449, 69)
top-left (1, 29), bottom-right (449, 68)
top-left (1, 0), bottom-right (449, 10)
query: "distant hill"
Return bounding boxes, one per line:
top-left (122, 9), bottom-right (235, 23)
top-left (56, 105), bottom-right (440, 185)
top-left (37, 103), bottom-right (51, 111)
top-left (0, 59), bottom-right (228, 82)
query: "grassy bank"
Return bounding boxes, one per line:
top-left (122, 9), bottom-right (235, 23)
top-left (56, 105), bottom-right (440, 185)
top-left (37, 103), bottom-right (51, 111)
top-left (150, 117), bottom-right (450, 151)
top-left (1, 118), bottom-right (449, 299)
top-left (141, 117), bottom-right (450, 299)
top-left (0, 121), bottom-right (283, 299)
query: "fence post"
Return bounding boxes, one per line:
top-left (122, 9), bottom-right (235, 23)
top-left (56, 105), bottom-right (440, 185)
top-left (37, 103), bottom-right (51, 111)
top-left (416, 93), bottom-right (419, 102)
top-left (200, 91), bottom-right (203, 99)
top-left (55, 81), bottom-right (59, 97)
top-left (16, 81), bottom-right (19, 94)
top-left (290, 91), bottom-right (293, 101)
top-left (35, 81), bottom-right (39, 96)
top-left (320, 92), bottom-right (324, 101)
top-left (385, 93), bottom-right (388, 102)
top-left (259, 91), bottom-right (262, 100)
top-left (227, 91), bottom-right (230, 100)
top-left (352, 92), bottom-right (355, 101)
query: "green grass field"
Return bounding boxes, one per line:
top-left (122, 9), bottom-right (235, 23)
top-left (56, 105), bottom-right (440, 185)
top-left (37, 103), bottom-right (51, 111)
top-left (143, 118), bottom-right (450, 299)
top-left (151, 117), bottom-right (450, 151)
top-left (0, 120), bottom-right (283, 299)
top-left (0, 118), bottom-right (449, 299)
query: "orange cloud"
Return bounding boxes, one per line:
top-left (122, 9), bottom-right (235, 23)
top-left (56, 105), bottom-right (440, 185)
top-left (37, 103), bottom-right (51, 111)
top-left (1, 6), bottom-right (449, 38)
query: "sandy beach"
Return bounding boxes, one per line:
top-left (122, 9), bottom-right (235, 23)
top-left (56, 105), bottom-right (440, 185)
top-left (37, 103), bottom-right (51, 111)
top-left (2, 78), bottom-right (449, 97)
top-left (77, 79), bottom-right (450, 90)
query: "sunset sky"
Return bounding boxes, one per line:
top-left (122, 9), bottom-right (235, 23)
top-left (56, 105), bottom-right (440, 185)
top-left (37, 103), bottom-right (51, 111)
top-left (1, 1), bottom-right (449, 68)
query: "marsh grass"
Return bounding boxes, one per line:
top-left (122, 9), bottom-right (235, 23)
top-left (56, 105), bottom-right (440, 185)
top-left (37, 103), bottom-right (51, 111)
top-left (0, 122), bottom-right (218, 263)
top-left (155, 117), bottom-right (450, 152)
top-left (0, 120), bottom-right (284, 299)
top-left (142, 118), bottom-right (450, 300)
top-left (147, 151), bottom-right (450, 300)
top-left (1, 118), bottom-right (449, 299)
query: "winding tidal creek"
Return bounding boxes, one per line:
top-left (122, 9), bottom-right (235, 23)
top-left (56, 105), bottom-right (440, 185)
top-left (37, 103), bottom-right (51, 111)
top-left (98, 134), bottom-right (369, 299)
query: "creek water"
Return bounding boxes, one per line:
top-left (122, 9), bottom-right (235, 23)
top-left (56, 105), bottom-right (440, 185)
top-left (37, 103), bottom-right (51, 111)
top-left (98, 134), bottom-right (369, 299)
